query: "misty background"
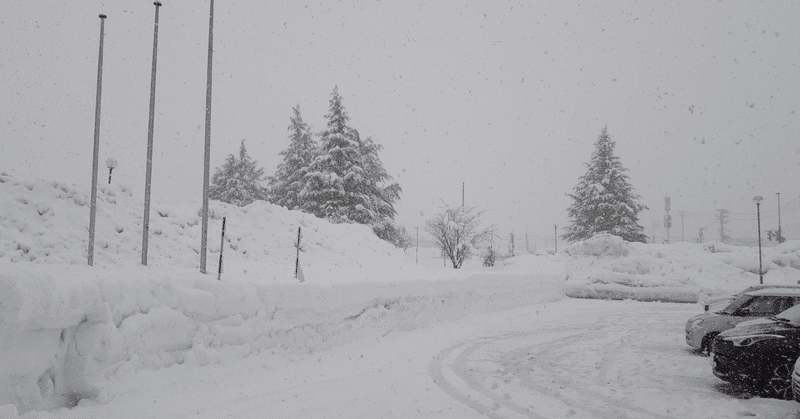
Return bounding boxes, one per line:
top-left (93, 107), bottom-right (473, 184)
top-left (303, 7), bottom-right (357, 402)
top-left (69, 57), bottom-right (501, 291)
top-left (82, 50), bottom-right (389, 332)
top-left (2, 0), bottom-right (798, 250)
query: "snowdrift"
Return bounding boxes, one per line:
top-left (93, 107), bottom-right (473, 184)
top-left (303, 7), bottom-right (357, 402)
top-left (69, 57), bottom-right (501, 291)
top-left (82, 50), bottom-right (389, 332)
top-left (561, 234), bottom-right (800, 303)
top-left (0, 261), bottom-right (563, 414)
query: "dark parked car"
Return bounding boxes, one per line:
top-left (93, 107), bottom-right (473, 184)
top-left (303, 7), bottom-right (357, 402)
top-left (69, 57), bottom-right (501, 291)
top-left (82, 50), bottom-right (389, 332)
top-left (793, 357), bottom-right (800, 402)
top-left (711, 303), bottom-right (800, 399)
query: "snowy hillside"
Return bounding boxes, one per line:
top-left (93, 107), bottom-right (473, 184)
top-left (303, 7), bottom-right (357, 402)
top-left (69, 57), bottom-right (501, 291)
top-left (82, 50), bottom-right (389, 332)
top-left (0, 172), bottom-right (436, 285)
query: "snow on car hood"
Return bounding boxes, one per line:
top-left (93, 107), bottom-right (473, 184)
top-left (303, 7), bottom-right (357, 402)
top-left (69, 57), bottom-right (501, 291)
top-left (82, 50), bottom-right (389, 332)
top-left (718, 321), bottom-right (797, 338)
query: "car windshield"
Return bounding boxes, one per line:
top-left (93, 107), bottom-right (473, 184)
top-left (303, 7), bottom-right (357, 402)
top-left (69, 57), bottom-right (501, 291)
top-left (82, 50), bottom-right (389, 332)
top-left (717, 294), bottom-right (753, 315)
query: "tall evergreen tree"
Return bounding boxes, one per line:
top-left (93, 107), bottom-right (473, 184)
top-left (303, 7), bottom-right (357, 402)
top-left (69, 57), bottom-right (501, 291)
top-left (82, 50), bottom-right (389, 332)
top-left (209, 140), bottom-right (268, 207)
top-left (563, 127), bottom-right (648, 243)
top-left (350, 129), bottom-right (401, 225)
top-left (301, 86), bottom-right (375, 222)
top-left (267, 106), bottom-right (316, 210)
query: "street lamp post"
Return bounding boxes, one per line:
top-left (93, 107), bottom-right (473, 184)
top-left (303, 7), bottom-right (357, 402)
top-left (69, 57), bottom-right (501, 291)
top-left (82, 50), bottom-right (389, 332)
top-left (777, 192), bottom-right (783, 243)
top-left (753, 195), bottom-right (764, 284)
top-left (554, 224), bottom-right (558, 253)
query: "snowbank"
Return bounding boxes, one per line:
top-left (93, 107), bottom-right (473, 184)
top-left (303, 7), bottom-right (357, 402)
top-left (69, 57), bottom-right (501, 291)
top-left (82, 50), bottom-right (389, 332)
top-left (0, 262), bottom-right (271, 412)
top-left (561, 234), bottom-right (800, 304)
top-left (0, 261), bottom-right (563, 414)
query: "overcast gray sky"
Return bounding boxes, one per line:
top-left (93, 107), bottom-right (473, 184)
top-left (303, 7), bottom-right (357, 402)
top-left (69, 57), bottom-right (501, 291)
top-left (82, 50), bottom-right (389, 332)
top-left (2, 0), bottom-right (799, 247)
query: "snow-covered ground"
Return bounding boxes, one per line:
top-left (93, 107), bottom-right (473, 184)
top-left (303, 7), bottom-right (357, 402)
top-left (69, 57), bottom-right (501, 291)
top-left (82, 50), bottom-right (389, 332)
top-left (3, 173), bottom-right (800, 418)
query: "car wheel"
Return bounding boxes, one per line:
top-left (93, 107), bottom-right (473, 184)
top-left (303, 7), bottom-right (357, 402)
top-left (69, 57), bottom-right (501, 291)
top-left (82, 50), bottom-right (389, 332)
top-left (766, 361), bottom-right (795, 399)
top-left (701, 333), bottom-right (719, 354)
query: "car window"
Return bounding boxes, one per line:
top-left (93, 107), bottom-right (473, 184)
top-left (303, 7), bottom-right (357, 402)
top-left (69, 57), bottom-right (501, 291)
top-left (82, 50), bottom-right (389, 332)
top-left (737, 296), bottom-right (781, 316)
top-left (720, 294), bottom-right (753, 314)
top-left (779, 296), bottom-right (800, 313)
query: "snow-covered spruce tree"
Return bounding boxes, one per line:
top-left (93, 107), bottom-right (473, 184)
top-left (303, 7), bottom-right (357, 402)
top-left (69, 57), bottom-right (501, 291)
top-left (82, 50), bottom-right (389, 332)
top-left (351, 129), bottom-right (402, 226)
top-left (424, 205), bottom-right (494, 269)
top-left (562, 126), bottom-right (648, 243)
top-left (301, 86), bottom-right (402, 232)
top-left (209, 140), bottom-right (268, 206)
top-left (300, 86), bottom-right (361, 221)
top-left (267, 106), bottom-right (317, 210)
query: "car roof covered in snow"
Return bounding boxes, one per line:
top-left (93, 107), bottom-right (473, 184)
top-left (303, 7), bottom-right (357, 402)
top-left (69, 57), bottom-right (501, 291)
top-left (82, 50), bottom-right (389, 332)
top-left (737, 284), bottom-right (800, 294)
top-left (744, 287), bottom-right (800, 297)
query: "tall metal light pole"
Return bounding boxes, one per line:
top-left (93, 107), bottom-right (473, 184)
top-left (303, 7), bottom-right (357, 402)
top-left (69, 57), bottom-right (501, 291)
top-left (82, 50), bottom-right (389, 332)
top-left (777, 192), bottom-right (783, 243)
top-left (141, 1), bottom-right (162, 266)
top-left (200, 0), bottom-right (215, 274)
top-left (88, 14), bottom-right (107, 267)
top-left (553, 224), bottom-right (558, 253)
top-left (753, 195), bottom-right (764, 284)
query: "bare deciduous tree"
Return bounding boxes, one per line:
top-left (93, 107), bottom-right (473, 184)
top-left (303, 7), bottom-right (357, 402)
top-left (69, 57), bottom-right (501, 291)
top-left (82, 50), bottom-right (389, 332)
top-left (424, 206), bottom-right (495, 269)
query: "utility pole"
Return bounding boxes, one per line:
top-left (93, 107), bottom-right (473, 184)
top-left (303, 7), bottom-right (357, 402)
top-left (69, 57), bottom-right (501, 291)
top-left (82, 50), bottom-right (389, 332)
top-left (461, 182), bottom-right (464, 207)
top-left (678, 211), bottom-right (687, 242)
top-left (754, 196), bottom-right (764, 284)
top-left (553, 224), bottom-right (558, 253)
top-left (525, 228), bottom-right (530, 254)
top-left (664, 197), bottom-right (671, 244)
top-left (651, 220), bottom-right (657, 243)
top-left (777, 192), bottom-right (783, 243)
top-left (716, 209), bottom-right (729, 243)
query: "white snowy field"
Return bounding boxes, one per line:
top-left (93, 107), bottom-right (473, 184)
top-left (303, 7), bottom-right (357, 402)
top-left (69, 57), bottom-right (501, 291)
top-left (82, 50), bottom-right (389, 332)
top-left (3, 173), bottom-right (800, 418)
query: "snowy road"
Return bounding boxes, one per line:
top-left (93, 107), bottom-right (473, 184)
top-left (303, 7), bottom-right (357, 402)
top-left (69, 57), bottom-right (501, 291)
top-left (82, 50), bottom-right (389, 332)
top-left (45, 298), bottom-right (800, 419)
top-left (429, 303), bottom-right (734, 419)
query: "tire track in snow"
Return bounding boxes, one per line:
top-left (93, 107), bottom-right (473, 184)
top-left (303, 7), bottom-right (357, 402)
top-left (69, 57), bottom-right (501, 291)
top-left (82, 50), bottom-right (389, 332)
top-left (429, 339), bottom-right (544, 419)
top-left (429, 327), bottom-right (581, 419)
top-left (428, 303), bottom-right (698, 418)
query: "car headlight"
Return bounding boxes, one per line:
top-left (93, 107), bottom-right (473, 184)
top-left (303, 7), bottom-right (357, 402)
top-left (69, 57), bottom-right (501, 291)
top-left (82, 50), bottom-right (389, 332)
top-left (724, 334), bottom-right (785, 347)
top-left (691, 319), bottom-right (704, 328)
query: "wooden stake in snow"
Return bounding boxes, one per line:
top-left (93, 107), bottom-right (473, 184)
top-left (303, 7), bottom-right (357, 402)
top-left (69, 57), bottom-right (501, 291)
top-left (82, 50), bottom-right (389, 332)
top-left (295, 227), bottom-right (304, 282)
top-left (218, 216), bottom-right (226, 281)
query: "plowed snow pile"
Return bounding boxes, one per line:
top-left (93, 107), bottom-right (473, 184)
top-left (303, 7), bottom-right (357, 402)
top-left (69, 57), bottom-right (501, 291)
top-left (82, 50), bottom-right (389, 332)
top-left (562, 233), bottom-right (800, 303)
